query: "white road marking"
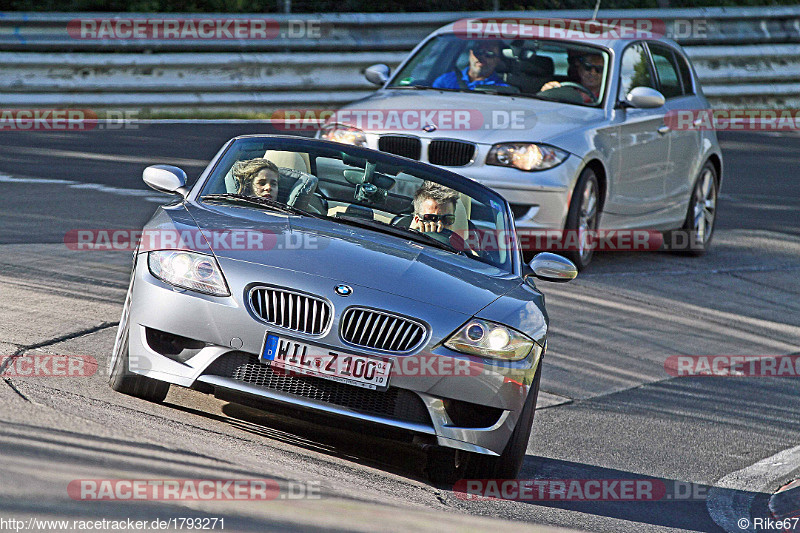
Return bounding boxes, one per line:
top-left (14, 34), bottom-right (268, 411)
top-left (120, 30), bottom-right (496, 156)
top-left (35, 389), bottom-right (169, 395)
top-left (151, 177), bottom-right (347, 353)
top-left (2, 145), bottom-right (207, 167)
top-left (0, 173), bottom-right (165, 202)
top-left (707, 443), bottom-right (800, 532)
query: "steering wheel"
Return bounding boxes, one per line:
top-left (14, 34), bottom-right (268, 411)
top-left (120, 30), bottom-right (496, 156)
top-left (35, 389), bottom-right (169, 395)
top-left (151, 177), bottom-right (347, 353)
top-left (420, 228), bottom-right (455, 245)
top-left (423, 228), bottom-right (479, 255)
top-left (540, 81), bottom-right (596, 101)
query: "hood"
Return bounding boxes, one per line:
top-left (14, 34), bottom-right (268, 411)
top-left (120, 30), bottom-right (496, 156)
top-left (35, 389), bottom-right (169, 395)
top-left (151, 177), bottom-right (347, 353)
top-left (182, 202), bottom-right (520, 315)
top-left (335, 89), bottom-right (606, 145)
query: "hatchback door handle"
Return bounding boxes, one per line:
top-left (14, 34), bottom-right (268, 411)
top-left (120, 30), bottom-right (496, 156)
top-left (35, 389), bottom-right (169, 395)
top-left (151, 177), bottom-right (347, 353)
top-left (657, 125), bottom-right (671, 135)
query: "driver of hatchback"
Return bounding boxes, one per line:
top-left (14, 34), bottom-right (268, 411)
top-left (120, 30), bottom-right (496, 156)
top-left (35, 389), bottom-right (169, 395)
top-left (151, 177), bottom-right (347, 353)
top-left (410, 181), bottom-right (459, 233)
top-left (540, 52), bottom-right (604, 103)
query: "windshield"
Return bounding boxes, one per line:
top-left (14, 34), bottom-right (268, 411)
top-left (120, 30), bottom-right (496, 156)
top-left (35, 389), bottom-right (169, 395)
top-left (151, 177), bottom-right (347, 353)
top-left (199, 138), bottom-right (516, 272)
top-left (389, 34), bottom-right (609, 106)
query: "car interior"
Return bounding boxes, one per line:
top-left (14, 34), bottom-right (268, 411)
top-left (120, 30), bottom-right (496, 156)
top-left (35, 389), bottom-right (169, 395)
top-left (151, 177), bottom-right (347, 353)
top-left (393, 35), bottom-right (607, 105)
top-left (208, 145), bottom-right (509, 267)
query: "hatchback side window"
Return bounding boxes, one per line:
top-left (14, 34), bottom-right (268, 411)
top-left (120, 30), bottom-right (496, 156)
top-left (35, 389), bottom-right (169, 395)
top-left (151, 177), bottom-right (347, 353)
top-left (675, 53), bottom-right (695, 96)
top-left (648, 44), bottom-right (684, 99)
top-left (618, 43), bottom-right (655, 101)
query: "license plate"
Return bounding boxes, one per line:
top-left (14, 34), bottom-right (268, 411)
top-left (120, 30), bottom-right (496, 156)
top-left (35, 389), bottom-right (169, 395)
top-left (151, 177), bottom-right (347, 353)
top-left (260, 333), bottom-right (392, 391)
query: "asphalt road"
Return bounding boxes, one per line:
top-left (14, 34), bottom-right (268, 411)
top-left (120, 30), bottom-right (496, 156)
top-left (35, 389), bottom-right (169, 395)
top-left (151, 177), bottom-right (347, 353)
top-left (1, 125), bottom-right (799, 533)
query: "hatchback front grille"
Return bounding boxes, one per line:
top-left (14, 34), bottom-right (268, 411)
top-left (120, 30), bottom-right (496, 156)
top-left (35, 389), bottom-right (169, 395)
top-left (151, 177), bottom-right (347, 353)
top-left (427, 140), bottom-right (475, 167)
top-left (249, 287), bottom-right (331, 335)
top-left (378, 135), bottom-right (421, 160)
top-left (340, 308), bottom-right (426, 353)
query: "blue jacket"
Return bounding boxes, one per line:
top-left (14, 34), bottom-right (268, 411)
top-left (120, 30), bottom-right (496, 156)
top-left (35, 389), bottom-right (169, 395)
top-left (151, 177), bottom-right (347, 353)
top-left (432, 68), bottom-right (509, 90)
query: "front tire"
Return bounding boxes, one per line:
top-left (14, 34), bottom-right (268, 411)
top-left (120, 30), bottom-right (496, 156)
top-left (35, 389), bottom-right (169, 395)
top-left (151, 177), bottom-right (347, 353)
top-left (563, 167), bottom-right (600, 271)
top-left (678, 162), bottom-right (718, 256)
top-left (109, 261), bottom-right (169, 403)
top-left (425, 363), bottom-right (542, 483)
top-left (465, 363), bottom-right (541, 480)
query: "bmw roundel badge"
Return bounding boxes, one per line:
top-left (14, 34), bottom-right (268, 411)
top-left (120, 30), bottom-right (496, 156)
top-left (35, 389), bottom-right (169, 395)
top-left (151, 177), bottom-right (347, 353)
top-left (422, 123), bottom-right (437, 132)
top-left (334, 284), bottom-right (353, 296)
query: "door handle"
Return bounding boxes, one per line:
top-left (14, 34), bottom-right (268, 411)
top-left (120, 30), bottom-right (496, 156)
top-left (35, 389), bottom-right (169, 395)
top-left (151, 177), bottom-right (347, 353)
top-left (657, 125), bottom-right (671, 135)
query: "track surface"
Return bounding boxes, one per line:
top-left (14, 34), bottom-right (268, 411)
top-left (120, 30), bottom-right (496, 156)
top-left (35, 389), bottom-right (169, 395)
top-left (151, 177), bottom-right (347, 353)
top-left (1, 125), bottom-right (799, 532)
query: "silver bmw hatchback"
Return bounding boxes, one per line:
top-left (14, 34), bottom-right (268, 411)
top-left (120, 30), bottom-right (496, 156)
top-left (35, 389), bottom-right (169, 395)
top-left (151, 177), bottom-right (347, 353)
top-left (321, 21), bottom-right (723, 269)
top-left (110, 135), bottom-right (577, 482)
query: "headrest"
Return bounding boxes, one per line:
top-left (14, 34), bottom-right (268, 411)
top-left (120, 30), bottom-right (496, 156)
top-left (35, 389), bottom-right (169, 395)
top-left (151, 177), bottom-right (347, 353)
top-left (341, 204), bottom-right (374, 221)
top-left (520, 56), bottom-right (555, 77)
top-left (264, 150), bottom-right (310, 173)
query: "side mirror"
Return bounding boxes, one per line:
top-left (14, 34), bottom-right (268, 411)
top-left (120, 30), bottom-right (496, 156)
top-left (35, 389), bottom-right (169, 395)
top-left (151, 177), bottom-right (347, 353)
top-left (624, 87), bottom-right (665, 109)
top-left (527, 253), bottom-right (578, 283)
top-left (365, 64), bottom-right (390, 86)
top-left (143, 165), bottom-right (188, 196)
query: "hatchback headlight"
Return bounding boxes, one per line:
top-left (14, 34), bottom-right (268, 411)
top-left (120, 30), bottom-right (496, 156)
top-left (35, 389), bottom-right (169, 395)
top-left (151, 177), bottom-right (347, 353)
top-left (487, 143), bottom-right (568, 171)
top-left (444, 319), bottom-right (538, 361)
top-left (148, 250), bottom-right (230, 296)
top-left (320, 123), bottom-right (367, 147)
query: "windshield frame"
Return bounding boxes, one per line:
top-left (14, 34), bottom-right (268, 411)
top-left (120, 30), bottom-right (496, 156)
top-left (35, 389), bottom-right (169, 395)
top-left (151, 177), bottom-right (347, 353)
top-left (386, 32), bottom-right (612, 108)
top-left (190, 135), bottom-right (521, 276)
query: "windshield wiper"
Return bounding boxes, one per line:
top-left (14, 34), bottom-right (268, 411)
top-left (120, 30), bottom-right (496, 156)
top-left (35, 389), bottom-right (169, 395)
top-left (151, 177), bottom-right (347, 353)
top-left (388, 85), bottom-right (431, 90)
top-left (201, 193), bottom-right (319, 217)
top-left (334, 215), bottom-right (467, 257)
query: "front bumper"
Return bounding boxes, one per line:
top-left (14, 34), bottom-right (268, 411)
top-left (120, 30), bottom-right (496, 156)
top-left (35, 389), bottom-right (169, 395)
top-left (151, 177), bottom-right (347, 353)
top-left (358, 133), bottom-right (580, 230)
top-left (125, 254), bottom-right (541, 456)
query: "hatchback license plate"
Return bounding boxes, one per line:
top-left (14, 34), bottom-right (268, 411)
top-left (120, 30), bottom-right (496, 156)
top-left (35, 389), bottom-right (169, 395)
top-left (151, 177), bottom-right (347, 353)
top-left (260, 333), bottom-right (392, 391)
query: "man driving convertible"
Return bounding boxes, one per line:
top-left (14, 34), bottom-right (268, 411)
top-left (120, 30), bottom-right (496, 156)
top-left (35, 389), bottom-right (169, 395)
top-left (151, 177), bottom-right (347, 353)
top-left (410, 181), bottom-right (459, 234)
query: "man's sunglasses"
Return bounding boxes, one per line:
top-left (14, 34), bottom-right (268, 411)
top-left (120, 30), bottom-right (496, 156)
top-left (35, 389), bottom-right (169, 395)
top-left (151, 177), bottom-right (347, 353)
top-left (578, 59), bottom-right (604, 73)
top-left (473, 49), bottom-right (500, 59)
top-left (416, 213), bottom-right (456, 225)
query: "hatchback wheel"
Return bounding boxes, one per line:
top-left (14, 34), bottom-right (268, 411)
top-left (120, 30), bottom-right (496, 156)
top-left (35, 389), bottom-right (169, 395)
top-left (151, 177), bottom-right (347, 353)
top-left (564, 168), bottom-right (600, 271)
top-left (669, 162), bottom-right (717, 256)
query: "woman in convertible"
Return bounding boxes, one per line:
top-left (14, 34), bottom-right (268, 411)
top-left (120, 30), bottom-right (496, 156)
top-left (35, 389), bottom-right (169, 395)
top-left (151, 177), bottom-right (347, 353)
top-left (232, 158), bottom-right (280, 200)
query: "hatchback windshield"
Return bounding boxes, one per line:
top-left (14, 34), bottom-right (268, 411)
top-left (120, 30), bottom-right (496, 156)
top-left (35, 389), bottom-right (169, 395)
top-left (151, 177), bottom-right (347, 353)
top-left (199, 138), bottom-right (516, 272)
top-left (389, 34), bottom-right (609, 106)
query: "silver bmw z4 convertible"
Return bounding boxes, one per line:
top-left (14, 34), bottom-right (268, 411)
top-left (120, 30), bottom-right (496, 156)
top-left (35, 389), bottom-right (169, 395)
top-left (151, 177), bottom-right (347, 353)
top-left (110, 135), bottom-right (577, 482)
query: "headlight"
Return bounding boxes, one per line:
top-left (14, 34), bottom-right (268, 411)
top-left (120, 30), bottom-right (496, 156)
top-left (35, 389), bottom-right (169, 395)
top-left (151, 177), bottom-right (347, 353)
top-left (148, 250), bottom-right (230, 296)
top-left (320, 123), bottom-right (367, 147)
top-left (486, 143), bottom-right (568, 171)
top-left (444, 319), bottom-right (538, 361)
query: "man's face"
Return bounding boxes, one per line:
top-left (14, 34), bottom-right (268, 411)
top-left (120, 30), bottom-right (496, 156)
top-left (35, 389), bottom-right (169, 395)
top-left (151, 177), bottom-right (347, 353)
top-left (468, 44), bottom-right (502, 81)
top-left (252, 169), bottom-right (279, 200)
top-left (414, 198), bottom-right (456, 233)
top-left (577, 55), bottom-right (604, 93)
